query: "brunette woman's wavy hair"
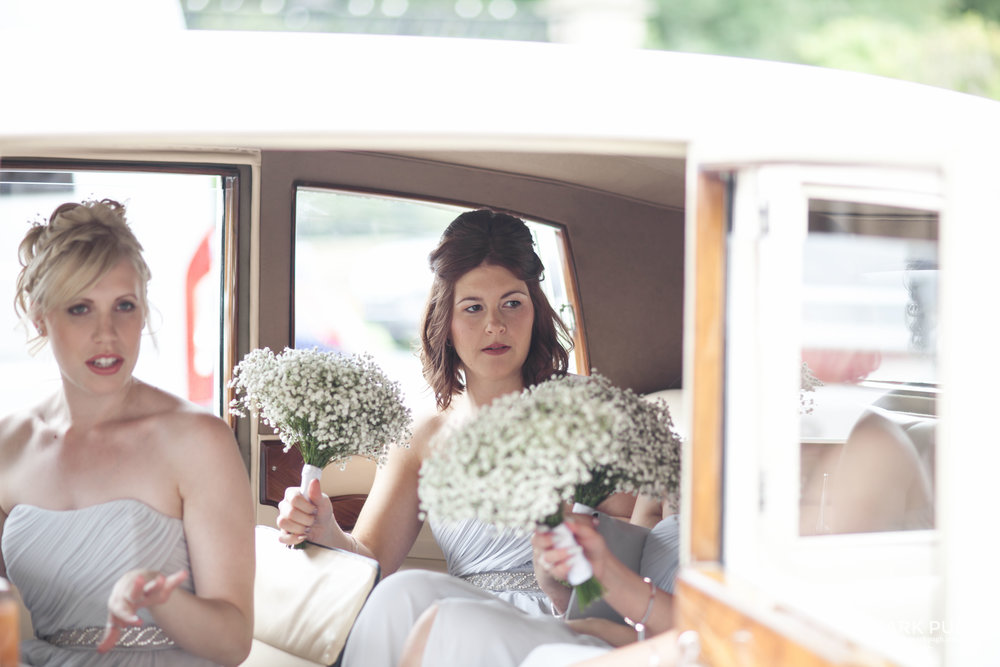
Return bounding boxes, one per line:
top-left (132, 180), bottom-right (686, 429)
top-left (420, 209), bottom-right (572, 409)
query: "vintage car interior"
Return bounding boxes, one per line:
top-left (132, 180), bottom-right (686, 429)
top-left (2, 27), bottom-right (999, 667)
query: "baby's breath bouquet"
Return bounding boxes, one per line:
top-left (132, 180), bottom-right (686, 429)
top-left (419, 372), bottom-right (681, 609)
top-left (230, 347), bottom-right (412, 494)
top-left (800, 361), bottom-right (823, 414)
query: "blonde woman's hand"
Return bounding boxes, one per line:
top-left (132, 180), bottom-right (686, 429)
top-left (98, 569), bottom-right (188, 653)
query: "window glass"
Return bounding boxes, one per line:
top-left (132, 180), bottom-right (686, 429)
top-left (0, 168), bottom-right (227, 415)
top-left (799, 199), bottom-right (938, 536)
top-left (294, 188), bottom-right (578, 418)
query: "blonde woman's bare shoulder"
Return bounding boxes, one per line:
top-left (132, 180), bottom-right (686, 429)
top-left (0, 395), bottom-right (56, 452)
top-left (0, 406), bottom-right (34, 460)
top-left (130, 382), bottom-right (236, 451)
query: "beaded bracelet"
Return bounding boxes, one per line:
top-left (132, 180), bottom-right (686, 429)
top-left (624, 577), bottom-right (656, 641)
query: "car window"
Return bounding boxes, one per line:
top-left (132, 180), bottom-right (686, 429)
top-left (0, 167), bottom-right (230, 416)
top-left (293, 188), bottom-right (580, 418)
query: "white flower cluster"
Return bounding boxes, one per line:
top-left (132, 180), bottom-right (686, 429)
top-left (230, 347), bottom-right (412, 468)
top-left (419, 373), bottom-right (682, 533)
top-left (800, 361), bottom-right (823, 414)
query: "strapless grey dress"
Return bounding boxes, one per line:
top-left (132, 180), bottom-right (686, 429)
top-left (1, 498), bottom-right (218, 666)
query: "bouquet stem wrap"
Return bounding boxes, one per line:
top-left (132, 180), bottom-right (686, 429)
top-left (544, 507), bottom-right (604, 610)
top-left (300, 463), bottom-right (323, 494)
top-left (549, 522), bottom-right (593, 585)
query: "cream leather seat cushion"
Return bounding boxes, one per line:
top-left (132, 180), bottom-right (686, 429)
top-left (245, 525), bottom-right (380, 666)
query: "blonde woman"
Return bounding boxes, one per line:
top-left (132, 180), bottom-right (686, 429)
top-left (0, 200), bottom-right (253, 666)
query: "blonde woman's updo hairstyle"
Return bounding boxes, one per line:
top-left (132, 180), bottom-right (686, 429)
top-left (420, 209), bottom-right (572, 410)
top-left (14, 199), bottom-right (151, 346)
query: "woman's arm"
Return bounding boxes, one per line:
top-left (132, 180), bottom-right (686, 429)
top-left (569, 630), bottom-right (696, 667)
top-left (275, 413), bottom-right (439, 574)
top-left (630, 494), bottom-right (664, 529)
top-left (144, 413), bottom-right (254, 666)
top-left (0, 510), bottom-right (6, 579)
top-left (531, 521), bottom-right (573, 613)
top-left (537, 514), bottom-right (675, 637)
top-left (0, 412), bottom-right (25, 580)
top-left (350, 415), bottom-right (440, 574)
top-left (565, 617), bottom-right (642, 647)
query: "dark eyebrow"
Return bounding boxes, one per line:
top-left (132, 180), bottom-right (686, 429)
top-left (456, 289), bottom-right (527, 305)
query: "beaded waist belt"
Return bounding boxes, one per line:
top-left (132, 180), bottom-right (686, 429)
top-left (43, 625), bottom-right (175, 649)
top-left (461, 570), bottom-right (541, 593)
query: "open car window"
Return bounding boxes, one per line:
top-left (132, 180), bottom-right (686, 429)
top-left (0, 167), bottom-right (231, 416)
top-left (293, 188), bottom-right (580, 418)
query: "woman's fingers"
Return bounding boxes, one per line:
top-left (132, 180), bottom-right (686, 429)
top-left (276, 487), bottom-right (319, 538)
top-left (140, 570), bottom-right (188, 605)
top-left (100, 574), bottom-right (146, 654)
top-left (162, 570), bottom-right (189, 592)
top-left (99, 569), bottom-right (188, 653)
top-left (97, 625), bottom-right (121, 654)
top-left (277, 482), bottom-right (337, 546)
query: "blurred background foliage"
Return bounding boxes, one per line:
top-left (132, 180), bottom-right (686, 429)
top-left (182, 0), bottom-right (1000, 99)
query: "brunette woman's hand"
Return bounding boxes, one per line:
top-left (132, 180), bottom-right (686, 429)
top-left (276, 478), bottom-right (337, 547)
top-left (532, 512), bottom-right (611, 613)
top-left (98, 569), bottom-right (188, 653)
top-left (539, 513), bottom-right (614, 581)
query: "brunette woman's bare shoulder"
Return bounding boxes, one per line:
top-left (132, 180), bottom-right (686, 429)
top-left (407, 406), bottom-right (465, 460)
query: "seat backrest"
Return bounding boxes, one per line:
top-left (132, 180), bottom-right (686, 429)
top-left (249, 525), bottom-right (380, 667)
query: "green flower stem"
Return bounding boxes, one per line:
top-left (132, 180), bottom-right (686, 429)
top-left (542, 506), bottom-right (564, 529)
top-left (574, 466), bottom-right (617, 510)
top-left (574, 576), bottom-right (605, 611)
top-left (541, 504), bottom-right (606, 611)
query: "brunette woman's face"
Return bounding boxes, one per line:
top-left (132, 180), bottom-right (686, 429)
top-left (41, 258), bottom-right (144, 397)
top-left (450, 263), bottom-right (534, 389)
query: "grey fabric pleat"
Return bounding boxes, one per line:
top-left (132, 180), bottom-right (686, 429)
top-left (2, 498), bottom-right (218, 666)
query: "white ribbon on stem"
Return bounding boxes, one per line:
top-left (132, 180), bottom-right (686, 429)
top-left (300, 463), bottom-right (323, 494)
top-left (549, 522), bottom-right (593, 585)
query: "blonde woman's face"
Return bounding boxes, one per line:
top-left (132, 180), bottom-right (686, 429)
top-left (41, 258), bottom-right (145, 397)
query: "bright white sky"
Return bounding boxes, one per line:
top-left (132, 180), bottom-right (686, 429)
top-left (0, 0), bottom-right (186, 33)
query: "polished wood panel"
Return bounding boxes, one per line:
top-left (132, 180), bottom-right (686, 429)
top-left (675, 567), bottom-right (895, 667)
top-left (260, 440), bottom-right (366, 531)
top-left (690, 171), bottom-right (727, 562)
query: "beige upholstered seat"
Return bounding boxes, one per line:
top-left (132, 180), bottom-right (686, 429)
top-left (241, 525), bottom-right (380, 667)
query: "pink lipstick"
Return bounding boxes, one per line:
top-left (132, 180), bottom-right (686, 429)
top-left (87, 355), bottom-right (124, 375)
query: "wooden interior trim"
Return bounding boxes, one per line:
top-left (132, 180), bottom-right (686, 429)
top-left (260, 440), bottom-right (366, 531)
top-left (223, 175), bottom-right (240, 430)
top-left (675, 567), bottom-right (898, 667)
top-left (555, 226), bottom-right (590, 374)
top-left (690, 171), bottom-right (727, 562)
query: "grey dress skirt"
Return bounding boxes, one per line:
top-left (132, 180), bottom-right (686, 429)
top-left (1, 498), bottom-right (219, 667)
top-left (343, 514), bottom-right (680, 667)
top-left (518, 516), bottom-right (681, 667)
top-left (429, 515), bottom-right (680, 667)
top-left (341, 516), bottom-right (552, 667)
